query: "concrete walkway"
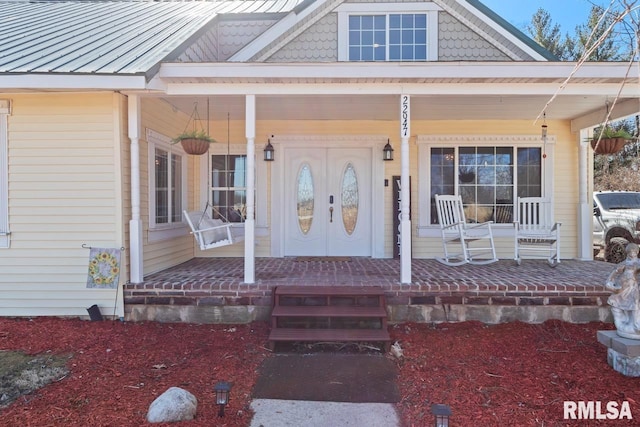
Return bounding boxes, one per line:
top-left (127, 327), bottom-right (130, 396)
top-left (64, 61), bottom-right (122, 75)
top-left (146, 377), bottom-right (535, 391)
top-left (250, 353), bottom-right (401, 426)
top-left (250, 399), bottom-right (400, 427)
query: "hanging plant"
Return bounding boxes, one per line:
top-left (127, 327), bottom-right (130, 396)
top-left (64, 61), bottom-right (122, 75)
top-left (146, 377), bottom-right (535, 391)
top-left (590, 127), bottom-right (634, 155)
top-left (172, 130), bottom-right (215, 155)
top-left (459, 166), bottom-right (475, 183)
top-left (172, 102), bottom-right (216, 155)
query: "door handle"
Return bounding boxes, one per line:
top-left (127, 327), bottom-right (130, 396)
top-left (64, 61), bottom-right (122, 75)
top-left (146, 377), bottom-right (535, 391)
top-left (329, 206), bottom-right (334, 222)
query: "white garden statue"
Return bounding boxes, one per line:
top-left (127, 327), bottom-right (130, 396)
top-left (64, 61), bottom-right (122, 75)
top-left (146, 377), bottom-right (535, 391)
top-left (605, 242), bottom-right (640, 339)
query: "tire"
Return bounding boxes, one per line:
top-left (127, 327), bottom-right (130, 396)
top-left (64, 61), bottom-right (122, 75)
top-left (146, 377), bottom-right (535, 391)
top-left (605, 237), bottom-right (629, 264)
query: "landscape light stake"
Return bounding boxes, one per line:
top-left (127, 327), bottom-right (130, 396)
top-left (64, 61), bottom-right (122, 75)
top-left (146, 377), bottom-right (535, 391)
top-left (431, 403), bottom-right (451, 427)
top-left (214, 381), bottom-right (231, 417)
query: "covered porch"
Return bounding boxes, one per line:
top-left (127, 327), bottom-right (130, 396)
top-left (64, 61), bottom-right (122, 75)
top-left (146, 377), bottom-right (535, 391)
top-left (124, 257), bottom-right (614, 325)
top-left (124, 62), bottom-right (640, 290)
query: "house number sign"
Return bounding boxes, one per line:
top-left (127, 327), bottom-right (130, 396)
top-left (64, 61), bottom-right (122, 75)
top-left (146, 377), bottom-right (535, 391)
top-left (400, 95), bottom-right (410, 138)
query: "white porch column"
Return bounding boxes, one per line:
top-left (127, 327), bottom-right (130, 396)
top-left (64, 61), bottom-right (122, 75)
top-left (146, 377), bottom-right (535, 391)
top-left (577, 128), bottom-right (592, 260)
top-left (128, 94), bottom-right (144, 283)
top-left (400, 95), bottom-right (412, 284)
top-left (244, 95), bottom-right (256, 283)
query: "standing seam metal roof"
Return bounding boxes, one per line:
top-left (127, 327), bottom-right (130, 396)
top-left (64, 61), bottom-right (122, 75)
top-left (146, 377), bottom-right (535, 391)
top-left (0, 0), bottom-right (304, 75)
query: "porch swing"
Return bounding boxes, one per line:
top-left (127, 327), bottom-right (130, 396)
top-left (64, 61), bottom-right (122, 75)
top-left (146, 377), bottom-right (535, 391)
top-left (183, 202), bottom-right (244, 250)
top-left (183, 108), bottom-right (245, 250)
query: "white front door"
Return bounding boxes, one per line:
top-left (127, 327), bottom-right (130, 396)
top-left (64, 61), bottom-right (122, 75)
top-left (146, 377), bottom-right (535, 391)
top-left (284, 147), bottom-right (372, 256)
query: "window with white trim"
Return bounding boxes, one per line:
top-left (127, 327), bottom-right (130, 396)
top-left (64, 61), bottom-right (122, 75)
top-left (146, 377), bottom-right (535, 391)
top-left (349, 14), bottom-right (427, 61)
top-left (211, 154), bottom-right (247, 223)
top-left (337, 3), bottom-right (440, 61)
top-left (0, 100), bottom-right (9, 248)
top-left (419, 136), bottom-right (554, 231)
top-left (148, 130), bottom-right (187, 230)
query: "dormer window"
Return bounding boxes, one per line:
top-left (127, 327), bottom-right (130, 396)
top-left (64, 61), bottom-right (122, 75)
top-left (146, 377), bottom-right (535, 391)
top-left (349, 14), bottom-right (427, 61)
top-left (337, 3), bottom-right (440, 62)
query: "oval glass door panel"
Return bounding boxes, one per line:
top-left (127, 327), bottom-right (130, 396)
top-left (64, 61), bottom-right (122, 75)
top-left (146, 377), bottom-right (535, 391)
top-left (297, 163), bottom-right (314, 234)
top-left (341, 163), bottom-right (359, 235)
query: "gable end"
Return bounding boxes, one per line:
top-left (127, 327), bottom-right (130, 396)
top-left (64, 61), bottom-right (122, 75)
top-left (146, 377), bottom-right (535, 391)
top-left (259, 0), bottom-right (538, 63)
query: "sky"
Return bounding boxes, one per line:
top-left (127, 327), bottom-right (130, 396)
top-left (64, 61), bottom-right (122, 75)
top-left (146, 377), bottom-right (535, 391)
top-left (479, 0), bottom-right (608, 34)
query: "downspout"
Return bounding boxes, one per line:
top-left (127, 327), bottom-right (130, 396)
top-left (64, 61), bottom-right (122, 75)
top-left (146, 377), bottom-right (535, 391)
top-left (577, 128), bottom-right (592, 260)
top-left (128, 94), bottom-right (144, 283)
top-left (400, 95), bottom-right (412, 284)
top-left (244, 95), bottom-right (256, 284)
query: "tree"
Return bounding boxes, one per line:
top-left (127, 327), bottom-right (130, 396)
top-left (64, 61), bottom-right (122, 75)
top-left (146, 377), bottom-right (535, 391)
top-left (566, 5), bottom-right (626, 61)
top-left (525, 4), bottom-right (634, 61)
top-left (526, 8), bottom-right (566, 58)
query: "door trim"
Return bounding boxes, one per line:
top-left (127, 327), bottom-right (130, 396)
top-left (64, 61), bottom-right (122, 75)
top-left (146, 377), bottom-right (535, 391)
top-left (270, 135), bottom-right (387, 258)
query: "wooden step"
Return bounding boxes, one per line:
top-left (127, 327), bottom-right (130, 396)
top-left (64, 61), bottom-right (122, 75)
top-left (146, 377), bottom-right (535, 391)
top-left (269, 285), bottom-right (390, 351)
top-left (268, 328), bottom-right (391, 343)
top-left (271, 305), bottom-right (387, 318)
top-left (274, 285), bottom-right (385, 297)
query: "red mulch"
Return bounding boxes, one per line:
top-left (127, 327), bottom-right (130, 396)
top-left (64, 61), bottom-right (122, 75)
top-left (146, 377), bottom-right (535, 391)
top-left (0, 318), bottom-right (637, 426)
top-left (0, 318), bottom-right (269, 427)
top-left (393, 320), bottom-right (638, 427)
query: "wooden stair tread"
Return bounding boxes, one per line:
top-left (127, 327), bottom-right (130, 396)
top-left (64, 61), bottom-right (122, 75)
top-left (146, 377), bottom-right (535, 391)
top-left (268, 328), bottom-right (391, 342)
top-left (275, 285), bottom-right (385, 296)
top-left (272, 305), bottom-right (387, 317)
top-left (269, 286), bottom-right (390, 350)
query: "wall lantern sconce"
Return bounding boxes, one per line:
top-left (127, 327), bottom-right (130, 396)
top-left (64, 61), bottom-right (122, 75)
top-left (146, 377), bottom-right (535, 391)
top-left (431, 404), bottom-right (451, 427)
top-left (383, 139), bottom-right (394, 161)
top-left (264, 139), bottom-right (275, 161)
top-left (214, 381), bottom-right (232, 417)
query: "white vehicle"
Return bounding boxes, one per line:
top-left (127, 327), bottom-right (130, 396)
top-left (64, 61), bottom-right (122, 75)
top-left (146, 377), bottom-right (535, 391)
top-left (593, 191), bottom-right (640, 263)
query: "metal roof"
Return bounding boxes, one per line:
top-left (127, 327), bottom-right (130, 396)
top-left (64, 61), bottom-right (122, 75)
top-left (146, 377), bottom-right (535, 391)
top-left (0, 0), bottom-right (304, 76)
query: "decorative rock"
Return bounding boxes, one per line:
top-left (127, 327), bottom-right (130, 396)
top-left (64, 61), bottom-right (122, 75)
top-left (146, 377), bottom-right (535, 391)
top-left (146, 387), bottom-right (198, 423)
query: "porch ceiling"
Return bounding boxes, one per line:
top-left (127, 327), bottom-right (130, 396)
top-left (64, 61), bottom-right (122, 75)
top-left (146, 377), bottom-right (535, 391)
top-left (154, 62), bottom-right (640, 127)
top-left (161, 93), bottom-right (634, 124)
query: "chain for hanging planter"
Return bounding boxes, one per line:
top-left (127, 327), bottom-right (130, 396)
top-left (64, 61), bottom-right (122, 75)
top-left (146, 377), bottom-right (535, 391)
top-left (172, 102), bottom-right (216, 155)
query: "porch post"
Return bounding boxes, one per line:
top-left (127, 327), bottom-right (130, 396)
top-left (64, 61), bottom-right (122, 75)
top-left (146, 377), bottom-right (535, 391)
top-left (577, 128), bottom-right (592, 260)
top-left (244, 95), bottom-right (256, 283)
top-left (400, 95), bottom-right (412, 284)
top-left (128, 94), bottom-right (144, 283)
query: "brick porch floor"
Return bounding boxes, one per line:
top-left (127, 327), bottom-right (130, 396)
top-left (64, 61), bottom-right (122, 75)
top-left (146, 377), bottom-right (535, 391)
top-left (124, 257), bottom-right (615, 324)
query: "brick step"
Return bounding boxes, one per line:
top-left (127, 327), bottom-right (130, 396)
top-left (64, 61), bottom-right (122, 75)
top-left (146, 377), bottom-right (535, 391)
top-left (271, 305), bottom-right (387, 318)
top-left (268, 328), bottom-right (391, 344)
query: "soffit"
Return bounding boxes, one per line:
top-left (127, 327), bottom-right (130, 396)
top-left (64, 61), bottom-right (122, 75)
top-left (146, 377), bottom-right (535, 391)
top-left (160, 93), bottom-right (637, 124)
top-left (153, 61), bottom-right (639, 123)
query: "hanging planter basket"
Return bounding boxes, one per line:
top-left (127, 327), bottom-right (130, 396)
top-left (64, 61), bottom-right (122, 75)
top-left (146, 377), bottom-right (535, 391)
top-left (172, 102), bottom-right (215, 156)
top-left (179, 137), bottom-right (212, 155)
top-left (459, 167), bottom-right (475, 183)
top-left (591, 137), bottom-right (628, 155)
